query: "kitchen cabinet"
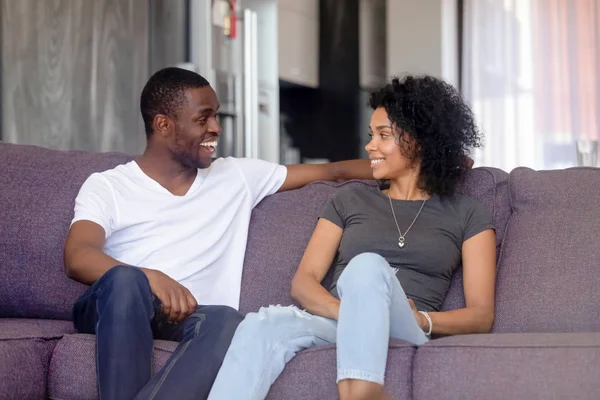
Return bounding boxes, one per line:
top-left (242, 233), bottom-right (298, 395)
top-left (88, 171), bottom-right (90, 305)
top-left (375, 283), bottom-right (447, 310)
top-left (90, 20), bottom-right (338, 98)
top-left (277, 0), bottom-right (319, 87)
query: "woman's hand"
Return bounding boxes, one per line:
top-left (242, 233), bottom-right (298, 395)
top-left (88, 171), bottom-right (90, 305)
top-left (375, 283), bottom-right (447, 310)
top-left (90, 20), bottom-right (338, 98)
top-left (291, 218), bottom-right (344, 320)
top-left (408, 298), bottom-right (428, 332)
top-left (403, 229), bottom-right (497, 337)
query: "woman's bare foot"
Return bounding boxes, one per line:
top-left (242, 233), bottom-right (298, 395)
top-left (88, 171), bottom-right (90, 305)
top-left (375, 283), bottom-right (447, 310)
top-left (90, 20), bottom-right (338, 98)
top-left (338, 379), bottom-right (393, 400)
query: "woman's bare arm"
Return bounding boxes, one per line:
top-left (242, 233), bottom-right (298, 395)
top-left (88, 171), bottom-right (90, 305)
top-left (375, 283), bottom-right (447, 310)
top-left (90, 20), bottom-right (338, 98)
top-left (291, 218), bottom-right (344, 320)
top-left (419, 229), bottom-right (496, 335)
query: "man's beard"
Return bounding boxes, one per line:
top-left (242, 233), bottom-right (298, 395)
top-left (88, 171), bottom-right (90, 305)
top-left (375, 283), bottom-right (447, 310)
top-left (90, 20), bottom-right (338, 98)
top-left (173, 130), bottom-right (212, 169)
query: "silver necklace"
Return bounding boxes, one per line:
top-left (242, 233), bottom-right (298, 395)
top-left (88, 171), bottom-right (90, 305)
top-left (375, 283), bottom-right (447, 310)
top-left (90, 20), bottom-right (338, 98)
top-left (388, 194), bottom-right (427, 248)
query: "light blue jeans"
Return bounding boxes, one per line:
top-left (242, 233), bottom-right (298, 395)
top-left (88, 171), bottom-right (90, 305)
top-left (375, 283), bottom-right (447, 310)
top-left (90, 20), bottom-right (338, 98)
top-left (207, 252), bottom-right (430, 400)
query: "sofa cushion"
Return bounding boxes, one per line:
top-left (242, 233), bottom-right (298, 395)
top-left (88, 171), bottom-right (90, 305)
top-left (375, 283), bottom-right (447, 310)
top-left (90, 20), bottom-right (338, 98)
top-left (268, 339), bottom-right (415, 399)
top-left (48, 334), bottom-right (414, 400)
top-left (493, 167), bottom-right (600, 333)
top-left (441, 167), bottom-right (510, 312)
top-left (413, 333), bottom-right (600, 399)
top-left (240, 167), bottom-right (510, 315)
top-left (0, 338), bottom-right (58, 400)
top-left (0, 318), bottom-right (74, 398)
top-left (239, 180), bottom-right (369, 314)
top-left (0, 143), bottom-right (133, 319)
top-left (48, 334), bottom-right (177, 400)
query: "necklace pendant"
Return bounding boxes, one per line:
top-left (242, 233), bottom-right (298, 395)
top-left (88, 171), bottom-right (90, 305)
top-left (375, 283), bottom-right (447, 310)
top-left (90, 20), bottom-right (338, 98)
top-left (398, 238), bottom-right (405, 248)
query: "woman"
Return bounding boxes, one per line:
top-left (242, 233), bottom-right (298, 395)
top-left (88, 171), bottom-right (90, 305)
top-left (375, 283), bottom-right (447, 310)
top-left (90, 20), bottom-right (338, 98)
top-left (208, 75), bottom-right (497, 400)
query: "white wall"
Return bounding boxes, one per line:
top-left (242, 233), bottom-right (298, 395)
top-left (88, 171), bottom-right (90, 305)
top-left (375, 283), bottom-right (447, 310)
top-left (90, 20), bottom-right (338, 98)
top-left (386, 0), bottom-right (458, 87)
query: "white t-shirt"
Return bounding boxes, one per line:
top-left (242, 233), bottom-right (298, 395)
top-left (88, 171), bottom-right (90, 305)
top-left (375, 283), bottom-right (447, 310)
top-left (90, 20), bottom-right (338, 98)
top-left (71, 157), bottom-right (287, 309)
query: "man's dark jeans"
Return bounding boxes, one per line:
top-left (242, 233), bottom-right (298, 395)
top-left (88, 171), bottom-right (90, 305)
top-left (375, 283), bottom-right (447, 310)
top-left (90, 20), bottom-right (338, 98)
top-left (72, 265), bottom-right (244, 400)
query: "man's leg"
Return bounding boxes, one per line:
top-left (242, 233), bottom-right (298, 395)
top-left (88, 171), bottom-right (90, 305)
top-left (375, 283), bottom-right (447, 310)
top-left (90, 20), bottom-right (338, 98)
top-left (72, 265), bottom-right (155, 400)
top-left (134, 305), bottom-right (244, 400)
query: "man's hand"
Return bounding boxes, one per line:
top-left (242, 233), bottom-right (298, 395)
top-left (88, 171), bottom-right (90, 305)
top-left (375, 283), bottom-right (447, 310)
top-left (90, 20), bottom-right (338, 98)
top-left (144, 269), bottom-right (198, 323)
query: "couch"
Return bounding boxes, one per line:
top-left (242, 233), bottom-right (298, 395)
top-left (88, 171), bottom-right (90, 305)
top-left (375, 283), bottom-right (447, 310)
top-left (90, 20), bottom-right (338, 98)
top-left (1, 141), bottom-right (599, 399)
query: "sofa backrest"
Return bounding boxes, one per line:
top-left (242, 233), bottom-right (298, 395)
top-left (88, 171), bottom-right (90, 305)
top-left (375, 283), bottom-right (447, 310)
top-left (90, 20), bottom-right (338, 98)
top-left (0, 142), bottom-right (511, 320)
top-left (0, 143), bottom-right (133, 319)
top-left (492, 167), bottom-right (600, 333)
top-left (239, 168), bottom-right (511, 314)
top-left (441, 167), bottom-right (511, 312)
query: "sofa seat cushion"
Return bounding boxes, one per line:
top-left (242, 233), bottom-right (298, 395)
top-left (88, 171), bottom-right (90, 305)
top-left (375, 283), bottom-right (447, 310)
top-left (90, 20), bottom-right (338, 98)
top-left (267, 339), bottom-right (415, 400)
top-left (49, 334), bottom-right (415, 400)
top-left (413, 333), bottom-right (600, 400)
top-left (0, 318), bottom-right (73, 399)
top-left (48, 334), bottom-right (177, 399)
top-left (0, 338), bottom-right (58, 399)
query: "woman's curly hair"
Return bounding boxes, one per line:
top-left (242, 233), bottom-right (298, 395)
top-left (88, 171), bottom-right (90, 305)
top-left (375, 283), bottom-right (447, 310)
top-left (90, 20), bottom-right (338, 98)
top-left (369, 75), bottom-right (482, 196)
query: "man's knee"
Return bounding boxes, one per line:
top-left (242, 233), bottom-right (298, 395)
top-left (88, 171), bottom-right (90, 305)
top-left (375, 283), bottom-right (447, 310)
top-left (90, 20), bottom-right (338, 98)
top-left (98, 265), bottom-right (153, 313)
top-left (102, 265), bottom-right (149, 289)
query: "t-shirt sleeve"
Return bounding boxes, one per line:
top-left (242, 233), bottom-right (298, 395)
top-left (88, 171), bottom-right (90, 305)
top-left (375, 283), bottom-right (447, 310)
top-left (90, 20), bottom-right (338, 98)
top-left (318, 192), bottom-right (346, 228)
top-left (71, 173), bottom-right (116, 238)
top-left (233, 158), bottom-right (288, 208)
top-left (462, 197), bottom-right (495, 242)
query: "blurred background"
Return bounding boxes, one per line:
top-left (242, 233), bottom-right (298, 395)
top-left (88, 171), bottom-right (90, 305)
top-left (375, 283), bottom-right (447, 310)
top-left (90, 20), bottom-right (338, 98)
top-left (1, 0), bottom-right (598, 171)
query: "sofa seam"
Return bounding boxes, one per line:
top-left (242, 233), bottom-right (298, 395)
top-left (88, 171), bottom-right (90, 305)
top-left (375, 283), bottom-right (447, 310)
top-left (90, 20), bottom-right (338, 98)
top-left (490, 168), bottom-right (517, 332)
top-left (480, 168), bottom-right (500, 234)
top-left (0, 335), bottom-right (66, 342)
top-left (294, 342), bottom-right (416, 357)
top-left (481, 167), bottom-right (503, 246)
top-left (409, 344), bottom-right (418, 400)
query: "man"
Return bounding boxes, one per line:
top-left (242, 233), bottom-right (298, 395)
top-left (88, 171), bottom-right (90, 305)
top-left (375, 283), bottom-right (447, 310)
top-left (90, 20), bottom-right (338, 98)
top-left (63, 67), bottom-right (374, 400)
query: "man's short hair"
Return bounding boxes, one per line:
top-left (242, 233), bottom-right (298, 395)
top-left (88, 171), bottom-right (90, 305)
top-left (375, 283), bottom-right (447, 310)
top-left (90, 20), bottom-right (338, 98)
top-left (140, 67), bottom-right (210, 137)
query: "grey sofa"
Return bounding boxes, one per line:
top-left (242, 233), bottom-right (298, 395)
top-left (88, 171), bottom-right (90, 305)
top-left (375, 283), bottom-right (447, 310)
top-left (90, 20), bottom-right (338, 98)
top-left (1, 141), bottom-right (599, 399)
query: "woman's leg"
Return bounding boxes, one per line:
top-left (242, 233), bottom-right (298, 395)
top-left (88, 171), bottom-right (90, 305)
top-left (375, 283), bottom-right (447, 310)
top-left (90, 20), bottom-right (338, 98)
top-left (207, 305), bottom-right (337, 400)
top-left (335, 252), bottom-right (429, 399)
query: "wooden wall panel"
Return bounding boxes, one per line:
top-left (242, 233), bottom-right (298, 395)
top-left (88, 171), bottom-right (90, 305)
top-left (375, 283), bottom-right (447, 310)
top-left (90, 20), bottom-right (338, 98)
top-left (149, 0), bottom-right (187, 74)
top-left (1, 0), bottom-right (149, 153)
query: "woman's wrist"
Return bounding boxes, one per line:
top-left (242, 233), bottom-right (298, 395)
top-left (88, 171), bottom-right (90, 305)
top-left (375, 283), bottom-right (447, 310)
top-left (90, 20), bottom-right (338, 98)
top-left (327, 300), bottom-right (341, 320)
top-left (306, 298), bottom-right (340, 320)
top-left (416, 312), bottom-right (427, 331)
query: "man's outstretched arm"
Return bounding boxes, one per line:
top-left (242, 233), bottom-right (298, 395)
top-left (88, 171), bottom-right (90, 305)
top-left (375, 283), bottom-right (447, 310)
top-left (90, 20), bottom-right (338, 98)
top-left (278, 159), bottom-right (373, 192)
top-left (277, 156), bottom-right (475, 193)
